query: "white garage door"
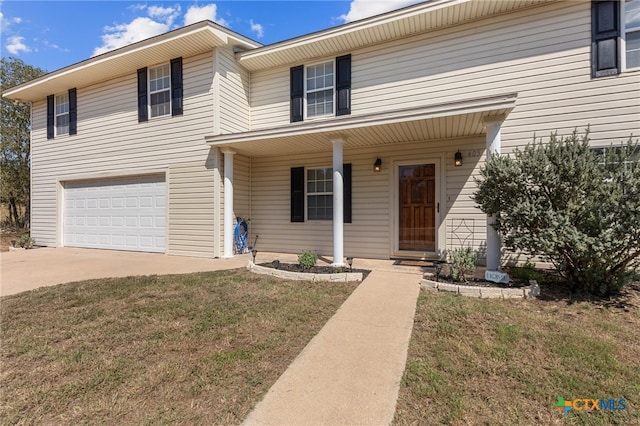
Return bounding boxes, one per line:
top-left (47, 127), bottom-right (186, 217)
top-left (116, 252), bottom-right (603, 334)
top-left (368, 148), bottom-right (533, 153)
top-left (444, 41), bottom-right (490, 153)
top-left (64, 175), bottom-right (166, 253)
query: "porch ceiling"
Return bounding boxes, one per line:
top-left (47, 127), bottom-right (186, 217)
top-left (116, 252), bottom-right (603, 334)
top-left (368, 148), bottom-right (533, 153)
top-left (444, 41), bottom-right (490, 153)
top-left (206, 93), bottom-right (517, 157)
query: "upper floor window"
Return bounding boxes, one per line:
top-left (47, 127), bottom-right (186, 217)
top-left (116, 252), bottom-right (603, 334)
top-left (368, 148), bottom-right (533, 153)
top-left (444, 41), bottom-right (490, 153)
top-left (624, 0), bottom-right (640, 69)
top-left (290, 54), bottom-right (351, 122)
top-left (47, 88), bottom-right (76, 139)
top-left (306, 62), bottom-right (334, 118)
top-left (137, 57), bottom-right (183, 123)
top-left (55, 93), bottom-right (69, 135)
top-left (149, 64), bottom-right (171, 118)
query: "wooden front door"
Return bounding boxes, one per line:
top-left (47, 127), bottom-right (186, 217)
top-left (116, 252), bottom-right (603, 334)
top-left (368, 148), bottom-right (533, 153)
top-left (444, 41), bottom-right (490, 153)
top-left (399, 164), bottom-right (436, 252)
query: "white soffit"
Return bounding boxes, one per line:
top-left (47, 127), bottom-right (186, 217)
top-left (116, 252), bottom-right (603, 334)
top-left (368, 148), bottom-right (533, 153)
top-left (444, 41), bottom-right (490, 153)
top-left (237, 0), bottom-right (554, 71)
top-left (3, 22), bottom-right (261, 102)
top-left (206, 93), bottom-right (517, 156)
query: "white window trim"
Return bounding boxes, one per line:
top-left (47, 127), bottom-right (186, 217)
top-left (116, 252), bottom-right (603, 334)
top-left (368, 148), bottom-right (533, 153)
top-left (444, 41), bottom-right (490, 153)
top-left (304, 60), bottom-right (335, 120)
top-left (306, 166), bottom-right (333, 221)
top-left (148, 63), bottom-right (172, 119)
top-left (622, 0), bottom-right (640, 71)
top-left (55, 93), bottom-right (69, 136)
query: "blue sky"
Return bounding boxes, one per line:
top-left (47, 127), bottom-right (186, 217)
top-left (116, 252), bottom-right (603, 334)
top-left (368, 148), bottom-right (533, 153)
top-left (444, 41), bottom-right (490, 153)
top-left (1, 0), bottom-right (422, 73)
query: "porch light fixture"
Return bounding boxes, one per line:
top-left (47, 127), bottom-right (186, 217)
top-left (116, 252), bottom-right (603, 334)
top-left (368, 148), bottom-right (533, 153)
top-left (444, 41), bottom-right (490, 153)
top-left (346, 256), bottom-right (353, 272)
top-left (454, 150), bottom-right (463, 167)
top-left (373, 157), bottom-right (382, 173)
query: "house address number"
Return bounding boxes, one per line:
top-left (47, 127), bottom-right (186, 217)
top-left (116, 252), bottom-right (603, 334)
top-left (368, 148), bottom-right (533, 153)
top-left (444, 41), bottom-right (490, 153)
top-left (466, 149), bottom-right (483, 158)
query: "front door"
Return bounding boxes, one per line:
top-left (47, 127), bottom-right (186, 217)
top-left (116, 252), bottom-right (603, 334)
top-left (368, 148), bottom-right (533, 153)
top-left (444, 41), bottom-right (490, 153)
top-left (399, 164), bottom-right (436, 252)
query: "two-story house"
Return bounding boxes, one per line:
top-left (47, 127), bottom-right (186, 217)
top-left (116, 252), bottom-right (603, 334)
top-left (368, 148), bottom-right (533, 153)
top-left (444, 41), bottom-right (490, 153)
top-left (3, 0), bottom-right (639, 269)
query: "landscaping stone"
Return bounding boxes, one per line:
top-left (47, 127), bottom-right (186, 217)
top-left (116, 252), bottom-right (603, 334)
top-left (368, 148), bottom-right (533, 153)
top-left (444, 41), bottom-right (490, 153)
top-left (437, 282), bottom-right (459, 294)
top-left (502, 288), bottom-right (524, 299)
top-left (480, 287), bottom-right (503, 299)
top-left (458, 285), bottom-right (481, 298)
top-left (420, 279), bottom-right (439, 291)
top-left (248, 262), bottom-right (363, 282)
top-left (527, 281), bottom-right (541, 298)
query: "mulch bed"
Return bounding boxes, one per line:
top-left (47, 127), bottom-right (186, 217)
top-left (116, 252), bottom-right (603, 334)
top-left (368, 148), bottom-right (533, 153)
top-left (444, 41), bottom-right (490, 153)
top-left (259, 262), bottom-right (371, 279)
top-left (425, 274), bottom-right (530, 288)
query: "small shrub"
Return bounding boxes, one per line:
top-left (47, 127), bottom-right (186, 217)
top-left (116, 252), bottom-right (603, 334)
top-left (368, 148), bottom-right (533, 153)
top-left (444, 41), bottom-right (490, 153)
top-left (298, 250), bottom-right (318, 270)
top-left (509, 261), bottom-right (545, 283)
top-left (449, 247), bottom-right (477, 283)
top-left (18, 234), bottom-right (35, 249)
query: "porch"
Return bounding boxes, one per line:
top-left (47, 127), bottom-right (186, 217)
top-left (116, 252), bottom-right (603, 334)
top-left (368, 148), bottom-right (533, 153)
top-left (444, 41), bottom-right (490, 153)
top-left (206, 94), bottom-right (517, 270)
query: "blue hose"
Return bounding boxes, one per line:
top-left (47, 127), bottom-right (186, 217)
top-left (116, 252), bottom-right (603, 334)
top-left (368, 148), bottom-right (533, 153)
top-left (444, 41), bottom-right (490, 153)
top-left (234, 219), bottom-right (249, 254)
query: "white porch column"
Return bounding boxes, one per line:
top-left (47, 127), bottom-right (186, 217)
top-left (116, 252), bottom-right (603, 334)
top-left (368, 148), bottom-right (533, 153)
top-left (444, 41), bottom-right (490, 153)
top-left (485, 118), bottom-right (503, 271)
top-left (222, 149), bottom-right (235, 258)
top-left (331, 138), bottom-right (345, 267)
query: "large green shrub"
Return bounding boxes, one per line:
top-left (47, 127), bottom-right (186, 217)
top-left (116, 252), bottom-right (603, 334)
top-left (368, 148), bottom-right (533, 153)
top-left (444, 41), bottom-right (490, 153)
top-left (473, 129), bottom-right (640, 295)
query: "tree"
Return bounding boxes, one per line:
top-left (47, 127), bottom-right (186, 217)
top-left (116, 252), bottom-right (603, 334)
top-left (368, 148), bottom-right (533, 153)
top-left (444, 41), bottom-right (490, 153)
top-left (1, 58), bottom-right (46, 228)
top-left (473, 129), bottom-right (640, 295)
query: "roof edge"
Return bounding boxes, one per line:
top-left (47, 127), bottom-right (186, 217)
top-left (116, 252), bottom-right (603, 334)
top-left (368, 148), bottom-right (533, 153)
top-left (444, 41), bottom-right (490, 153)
top-left (3, 20), bottom-right (262, 100)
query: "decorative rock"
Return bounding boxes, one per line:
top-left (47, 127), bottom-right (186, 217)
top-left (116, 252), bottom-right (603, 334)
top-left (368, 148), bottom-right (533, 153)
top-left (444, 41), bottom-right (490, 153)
top-left (527, 281), bottom-right (541, 298)
top-left (485, 270), bottom-right (510, 284)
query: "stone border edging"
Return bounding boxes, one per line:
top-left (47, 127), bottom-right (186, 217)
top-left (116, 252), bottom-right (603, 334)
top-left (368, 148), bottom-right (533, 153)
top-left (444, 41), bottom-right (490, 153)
top-left (421, 278), bottom-right (540, 299)
top-left (248, 261), bottom-right (364, 282)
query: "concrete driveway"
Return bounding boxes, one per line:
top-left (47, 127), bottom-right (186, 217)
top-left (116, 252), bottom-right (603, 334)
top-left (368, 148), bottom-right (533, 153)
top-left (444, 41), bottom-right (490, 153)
top-left (1, 247), bottom-right (251, 297)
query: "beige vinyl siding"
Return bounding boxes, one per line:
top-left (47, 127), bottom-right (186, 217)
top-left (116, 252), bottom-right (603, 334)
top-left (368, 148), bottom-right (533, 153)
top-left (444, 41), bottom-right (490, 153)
top-left (249, 136), bottom-right (486, 259)
top-left (250, 67), bottom-right (288, 129)
top-left (168, 161), bottom-right (216, 257)
top-left (249, 1), bottom-right (639, 147)
top-left (30, 51), bottom-right (218, 252)
top-left (217, 48), bottom-right (251, 135)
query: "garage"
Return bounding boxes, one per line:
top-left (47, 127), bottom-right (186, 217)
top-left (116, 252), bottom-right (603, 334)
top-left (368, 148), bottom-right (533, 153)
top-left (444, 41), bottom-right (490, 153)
top-left (63, 175), bottom-right (166, 253)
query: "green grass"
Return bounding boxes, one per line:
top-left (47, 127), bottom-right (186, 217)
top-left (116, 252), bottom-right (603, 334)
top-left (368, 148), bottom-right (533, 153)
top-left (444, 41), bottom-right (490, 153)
top-left (394, 289), bottom-right (640, 425)
top-left (0, 269), bottom-right (359, 425)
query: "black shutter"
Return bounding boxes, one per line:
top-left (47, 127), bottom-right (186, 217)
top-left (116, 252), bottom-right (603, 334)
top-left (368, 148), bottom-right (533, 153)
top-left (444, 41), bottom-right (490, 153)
top-left (336, 54), bottom-right (351, 116)
top-left (343, 163), bottom-right (352, 223)
top-left (46, 95), bottom-right (54, 139)
top-left (171, 57), bottom-right (183, 116)
top-left (592, 0), bottom-right (620, 78)
top-left (291, 167), bottom-right (305, 222)
top-left (137, 67), bottom-right (148, 122)
top-left (290, 65), bottom-right (304, 122)
top-left (68, 88), bottom-right (77, 135)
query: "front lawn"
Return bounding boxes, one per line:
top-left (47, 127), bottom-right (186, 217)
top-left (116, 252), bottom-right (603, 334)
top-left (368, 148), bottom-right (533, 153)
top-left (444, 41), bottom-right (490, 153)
top-left (394, 285), bottom-right (640, 425)
top-left (0, 269), bottom-right (358, 424)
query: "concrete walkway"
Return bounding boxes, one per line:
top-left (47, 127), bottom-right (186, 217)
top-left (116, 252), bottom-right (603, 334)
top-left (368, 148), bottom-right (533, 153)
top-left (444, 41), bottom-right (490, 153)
top-left (243, 269), bottom-right (422, 426)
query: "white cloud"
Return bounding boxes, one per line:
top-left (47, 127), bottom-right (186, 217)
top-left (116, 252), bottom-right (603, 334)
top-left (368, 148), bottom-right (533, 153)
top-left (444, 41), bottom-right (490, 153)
top-left (339, 0), bottom-right (422, 23)
top-left (93, 17), bottom-right (169, 56)
top-left (1, 11), bottom-right (23, 32)
top-left (148, 5), bottom-right (181, 27)
top-left (184, 4), bottom-right (228, 27)
top-left (6, 35), bottom-right (31, 55)
top-left (93, 3), bottom-right (231, 56)
top-left (249, 19), bottom-right (264, 38)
